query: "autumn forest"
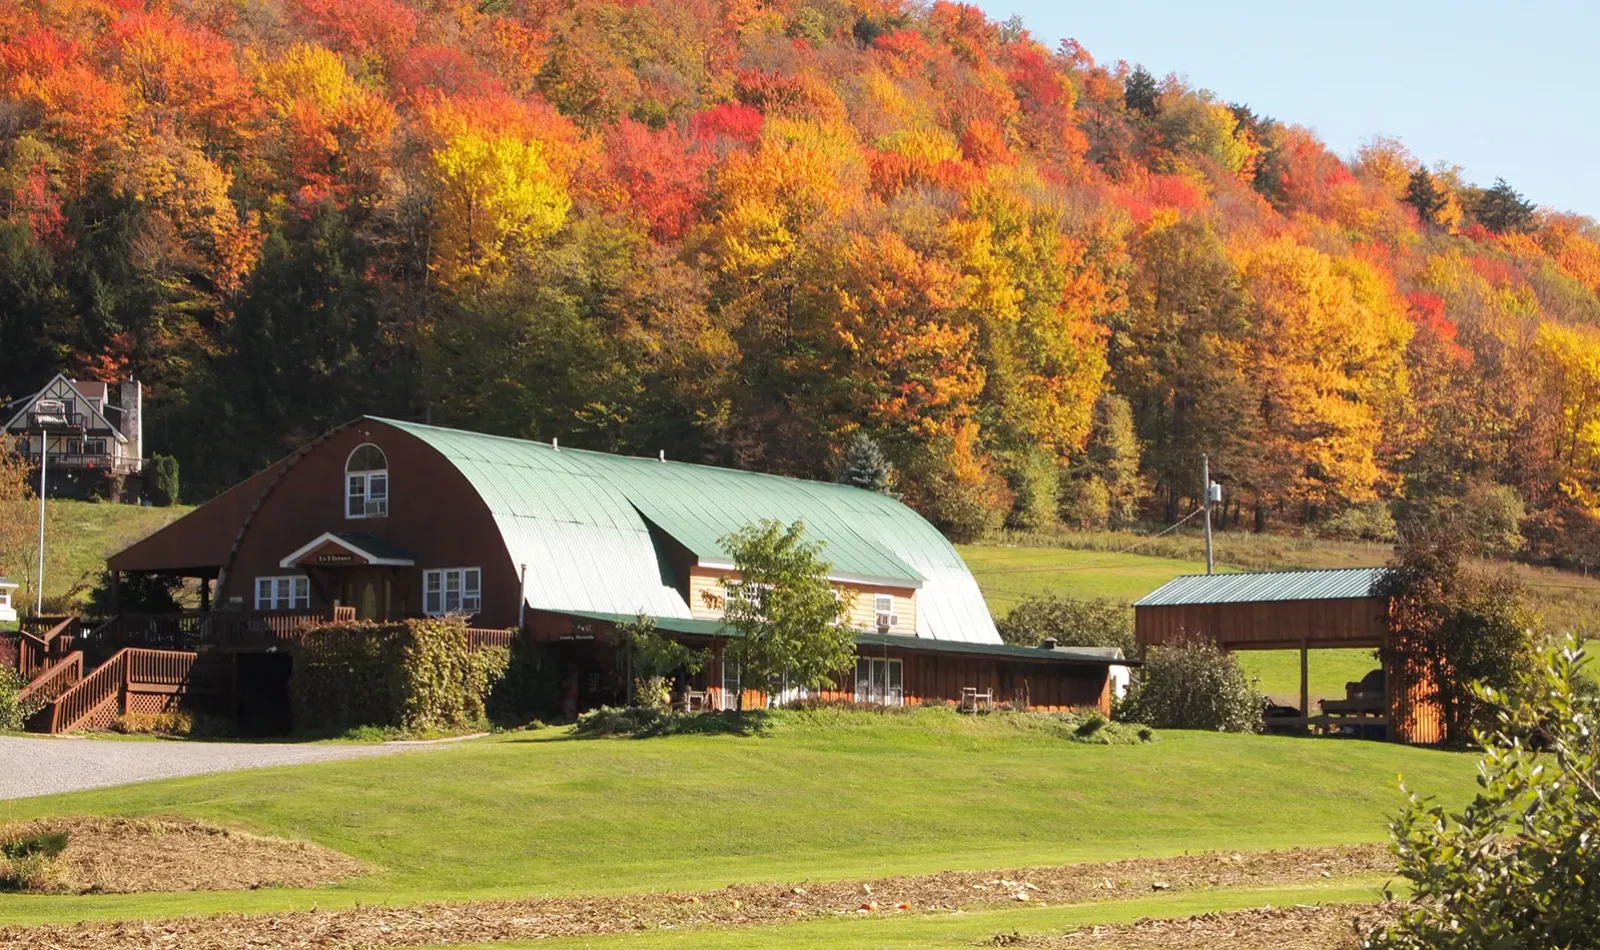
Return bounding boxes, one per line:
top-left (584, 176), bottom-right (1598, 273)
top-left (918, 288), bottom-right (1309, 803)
top-left (4, 0), bottom-right (1600, 562)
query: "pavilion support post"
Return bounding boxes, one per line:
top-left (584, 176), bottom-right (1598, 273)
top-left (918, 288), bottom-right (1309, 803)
top-left (1299, 639), bottom-right (1310, 733)
top-left (199, 576), bottom-right (211, 612)
top-left (109, 570), bottom-right (121, 615)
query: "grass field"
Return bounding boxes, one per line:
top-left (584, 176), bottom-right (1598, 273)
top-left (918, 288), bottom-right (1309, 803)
top-left (24, 499), bottom-right (191, 610)
top-left (0, 711), bottom-right (1476, 926)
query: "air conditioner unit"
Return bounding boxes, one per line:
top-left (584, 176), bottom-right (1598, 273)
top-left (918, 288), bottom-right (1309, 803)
top-left (365, 499), bottom-right (388, 516)
top-left (876, 612), bottom-right (898, 628)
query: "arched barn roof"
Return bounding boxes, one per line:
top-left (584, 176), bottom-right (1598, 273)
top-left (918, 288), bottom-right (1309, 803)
top-left (377, 419), bottom-right (998, 643)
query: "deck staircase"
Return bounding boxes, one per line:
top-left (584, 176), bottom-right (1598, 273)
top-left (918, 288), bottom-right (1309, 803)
top-left (7, 610), bottom-right (518, 734)
top-left (8, 617), bottom-right (213, 734)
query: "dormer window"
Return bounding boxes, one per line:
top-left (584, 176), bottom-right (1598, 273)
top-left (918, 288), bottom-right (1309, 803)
top-left (345, 444), bottom-right (389, 518)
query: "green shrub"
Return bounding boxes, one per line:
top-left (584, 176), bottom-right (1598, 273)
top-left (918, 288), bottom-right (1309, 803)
top-left (574, 706), bottom-right (771, 738)
top-left (292, 618), bottom-right (510, 735)
top-left (1004, 449), bottom-right (1060, 533)
top-left (1362, 636), bottom-right (1599, 949)
top-left (1058, 476), bottom-right (1112, 531)
top-left (1318, 501), bottom-right (1398, 543)
top-left (0, 665), bottom-right (38, 732)
top-left (1117, 636), bottom-right (1264, 733)
top-left (996, 595), bottom-right (1136, 656)
top-left (148, 454), bottom-right (180, 507)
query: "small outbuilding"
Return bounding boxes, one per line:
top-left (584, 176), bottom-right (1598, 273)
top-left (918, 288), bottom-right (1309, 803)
top-left (0, 577), bottom-right (17, 623)
top-left (1134, 567), bottom-right (1441, 744)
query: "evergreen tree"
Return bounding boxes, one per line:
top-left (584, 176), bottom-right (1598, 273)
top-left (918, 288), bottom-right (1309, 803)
top-left (1475, 177), bottom-right (1537, 233)
top-left (1084, 394), bottom-right (1144, 526)
top-left (836, 431), bottom-right (895, 494)
top-left (148, 454), bottom-right (180, 506)
top-left (1124, 65), bottom-right (1160, 118)
top-left (1404, 166), bottom-right (1447, 224)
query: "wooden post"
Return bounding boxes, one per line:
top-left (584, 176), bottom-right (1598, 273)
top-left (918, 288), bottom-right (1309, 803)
top-left (109, 570), bottom-right (121, 615)
top-left (1299, 639), bottom-right (1310, 734)
top-left (199, 576), bottom-right (211, 612)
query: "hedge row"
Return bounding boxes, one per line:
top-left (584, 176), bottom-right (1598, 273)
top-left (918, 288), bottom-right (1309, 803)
top-left (291, 618), bottom-right (509, 734)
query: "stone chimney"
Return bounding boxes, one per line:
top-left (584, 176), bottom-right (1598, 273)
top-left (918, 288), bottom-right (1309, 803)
top-left (119, 378), bottom-right (142, 472)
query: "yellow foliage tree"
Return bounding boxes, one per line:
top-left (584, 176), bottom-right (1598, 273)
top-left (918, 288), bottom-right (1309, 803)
top-left (427, 132), bottom-right (571, 286)
top-left (1236, 238), bottom-right (1408, 510)
top-left (1534, 322), bottom-right (1600, 510)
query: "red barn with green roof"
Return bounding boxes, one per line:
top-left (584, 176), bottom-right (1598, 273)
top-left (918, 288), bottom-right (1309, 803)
top-left (105, 418), bottom-right (1121, 720)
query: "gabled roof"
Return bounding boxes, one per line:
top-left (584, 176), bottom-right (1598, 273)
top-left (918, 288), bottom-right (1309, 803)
top-left (279, 532), bottom-right (416, 568)
top-left (1134, 567), bottom-right (1391, 607)
top-left (377, 418), bottom-right (999, 644)
top-left (3, 374), bottom-right (127, 442)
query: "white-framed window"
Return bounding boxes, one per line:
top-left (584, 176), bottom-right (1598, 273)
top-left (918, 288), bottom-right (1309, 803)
top-left (345, 443), bottom-right (389, 519)
top-left (854, 656), bottom-right (904, 705)
top-left (423, 567), bottom-right (481, 615)
top-left (256, 575), bottom-right (310, 610)
top-left (873, 593), bottom-right (895, 629)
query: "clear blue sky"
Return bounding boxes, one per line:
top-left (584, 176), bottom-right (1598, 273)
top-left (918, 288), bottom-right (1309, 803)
top-left (973, 0), bottom-right (1600, 218)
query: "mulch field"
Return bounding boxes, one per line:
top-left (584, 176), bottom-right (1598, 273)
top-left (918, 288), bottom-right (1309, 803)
top-left (0, 817), bottom-right (364, 895)
top-left (0, 843), bottom-right (1395, 949)
top-left (991, 903), bottom-right (1399, 949)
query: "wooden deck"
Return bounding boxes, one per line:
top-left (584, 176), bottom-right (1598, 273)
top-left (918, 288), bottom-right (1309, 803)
top-left (7, 611), bottom-right (519, 734)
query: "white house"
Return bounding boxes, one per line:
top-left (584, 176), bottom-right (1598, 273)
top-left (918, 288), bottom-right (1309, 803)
top-left (3, 375), bottom-right (144, 500)
top-left (0, 577), bottom-right (18, 624)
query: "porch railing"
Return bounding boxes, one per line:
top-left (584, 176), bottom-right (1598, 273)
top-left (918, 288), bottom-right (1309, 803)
top-left (466, 627), bottom-right (517, 650)
top-left (89, 608), bottom-right (344, 653)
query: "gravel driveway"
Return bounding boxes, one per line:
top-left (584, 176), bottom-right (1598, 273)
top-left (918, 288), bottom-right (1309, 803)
top-left (0, 734), bottom-right (458, 800)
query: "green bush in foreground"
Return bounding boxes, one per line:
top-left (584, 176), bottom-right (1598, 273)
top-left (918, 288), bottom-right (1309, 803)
top-left (1117, 636), bottom-right (1264, 733)
top-left (0, 665), bottom-right (37, 732)
top-left (1363, 636), bottom-right (1600, 949)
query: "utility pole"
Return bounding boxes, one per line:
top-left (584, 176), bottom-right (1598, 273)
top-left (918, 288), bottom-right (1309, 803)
top-left (35, 431), bottom-right (47, 615)
top-left (1202, 453), bottom-right (1214, 575)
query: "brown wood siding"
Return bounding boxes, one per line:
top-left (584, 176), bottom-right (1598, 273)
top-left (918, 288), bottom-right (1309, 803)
top-left (1388, 648), bottom-right (1443, 745)
top-left (213, 421), bottom-right (521, 628)
top-left (1135, 597), bottom-right (1389, 650)
top-left (709, 646), bottom-right (1109, 714)
top-left (107, 460), bottom-right (291, 574)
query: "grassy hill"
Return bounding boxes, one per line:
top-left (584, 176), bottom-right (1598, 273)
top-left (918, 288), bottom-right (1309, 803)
top-left (0, 710), bottom-right (1476, 926)
top-left (24, 500), bottom-right (192, 612)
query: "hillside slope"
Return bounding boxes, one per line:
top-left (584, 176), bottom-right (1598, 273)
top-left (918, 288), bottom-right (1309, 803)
top-left (5, 0), bottom-right (1600, 562)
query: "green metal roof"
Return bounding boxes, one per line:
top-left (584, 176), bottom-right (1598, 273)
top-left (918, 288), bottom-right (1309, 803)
top-left (376, 419), bottom-right (999, 643)
top-left (552, 611), bottom-right (1122, 665)
top-left (1134, 567), bottom-right (1390, 607)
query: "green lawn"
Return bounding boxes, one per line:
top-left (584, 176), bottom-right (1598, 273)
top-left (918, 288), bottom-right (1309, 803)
top-left (0, 712), bottom-right (1475, 926)
top-left (477, 880), bottom-right (1389, 950)
top-left (956, 544), bottom-right (1228, 615)
top-left (27, 499), bottom-right (191, 610)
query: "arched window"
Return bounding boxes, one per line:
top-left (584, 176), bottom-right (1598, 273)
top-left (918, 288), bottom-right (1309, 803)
top-left (345, 444), bottom-right (388, 518)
